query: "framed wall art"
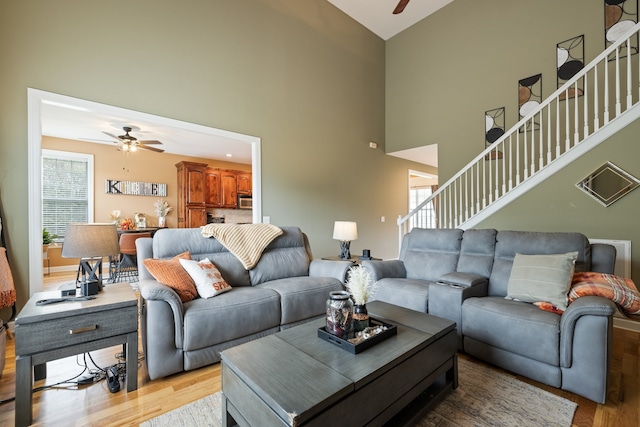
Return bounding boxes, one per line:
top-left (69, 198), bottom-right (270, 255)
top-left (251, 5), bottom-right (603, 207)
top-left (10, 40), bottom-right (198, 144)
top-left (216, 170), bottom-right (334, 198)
top-left (605, 0), bottom-right (638, 60)
top-left (518, 74), bottom-right (542, 132)
top-left (557, 35), bottom-right (585, 99)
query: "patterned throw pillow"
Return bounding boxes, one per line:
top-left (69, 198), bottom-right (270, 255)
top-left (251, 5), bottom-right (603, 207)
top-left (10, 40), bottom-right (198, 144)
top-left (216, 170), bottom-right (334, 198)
top-left (569, 272), bottom-right (640, 316)
top-left (505, 252), bottom-right (578, 311)
top-left (143, 251), bottom-right (198, 302)
top-left (179, 258), bottom-right (232, 299)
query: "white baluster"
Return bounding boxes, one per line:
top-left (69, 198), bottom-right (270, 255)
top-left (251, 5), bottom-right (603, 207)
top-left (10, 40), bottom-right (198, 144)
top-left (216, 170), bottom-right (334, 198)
top-left (594, 65), bottom-right (600, 131)
top-left (574, 82), bottom-right (579, 145)
top-left (508, 135), bottom-right (513, 191)
top-left (583, 75), bottom-right (589, 138)
top-left (546, 104), bottom-right (552, 164)
top-left (565, 88), bottom-right (570, 150)
top-left (555, 97), bottom-right (561, 157)
top-left (604, 57), bottom-right (610, 125)
top-left (516, 131), bottom-right (521, 185)
top-left (628, 37), bottom-right (633, 110)
top-left (530, 116), bottom-right (535, 175)
top-left (616, 47), bottom-right (621, 115)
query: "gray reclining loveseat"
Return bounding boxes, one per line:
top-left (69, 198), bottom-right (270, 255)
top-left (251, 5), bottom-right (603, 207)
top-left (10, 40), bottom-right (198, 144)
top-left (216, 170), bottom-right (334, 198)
top-left (136, 226), bottom-right (349, 380)
top-left (363, 228), bottom-right (617, 403)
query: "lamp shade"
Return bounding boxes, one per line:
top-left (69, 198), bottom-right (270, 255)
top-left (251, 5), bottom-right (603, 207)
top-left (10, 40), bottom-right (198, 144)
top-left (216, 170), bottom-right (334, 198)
top-left (61, 223), bottom-right (120, 259)
top-left (333, 221), bottom-right (358, 241)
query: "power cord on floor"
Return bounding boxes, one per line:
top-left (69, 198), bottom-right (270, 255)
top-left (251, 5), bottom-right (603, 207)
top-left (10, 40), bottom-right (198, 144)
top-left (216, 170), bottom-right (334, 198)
top-left (0, 350), bottom-right (145, 405)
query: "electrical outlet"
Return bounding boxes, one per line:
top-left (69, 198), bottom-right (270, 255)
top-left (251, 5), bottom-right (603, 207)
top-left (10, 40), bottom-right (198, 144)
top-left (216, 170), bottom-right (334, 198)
top-left (369, 142), bottom-right (378, 149)
top-left (380, 216), bottom-right (385, 223)
top-left (263, 216), bottom-right (271, 224)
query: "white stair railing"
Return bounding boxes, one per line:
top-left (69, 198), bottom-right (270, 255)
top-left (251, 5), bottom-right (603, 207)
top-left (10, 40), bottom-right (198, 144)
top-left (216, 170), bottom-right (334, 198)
top-left (399, 22), bottom-right (640, 247)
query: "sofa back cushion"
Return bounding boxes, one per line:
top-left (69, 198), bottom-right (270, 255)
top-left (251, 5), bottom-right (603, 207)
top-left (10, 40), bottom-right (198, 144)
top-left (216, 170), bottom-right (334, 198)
top-left (249, 226), bottom-right (311, 285)
top-left (152, 228), bottom-right (251, 286)
top-left (489, 230), bottom-right (591, 296)
top-left (457, 229), bottom-right (497, 277)
top-left (400, 228), bottom-right (463, 281)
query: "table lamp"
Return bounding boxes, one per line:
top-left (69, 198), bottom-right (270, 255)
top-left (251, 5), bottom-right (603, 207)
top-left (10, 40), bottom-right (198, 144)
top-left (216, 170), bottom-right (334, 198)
top-left (62, 223), bottom-right (120, 290)
top-left (333, 221), bottom-right (358, 260)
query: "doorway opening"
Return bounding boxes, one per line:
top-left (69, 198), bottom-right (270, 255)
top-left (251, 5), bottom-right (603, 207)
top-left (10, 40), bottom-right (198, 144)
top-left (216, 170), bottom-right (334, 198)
top-left (27, 88), bottom-right (262, 294)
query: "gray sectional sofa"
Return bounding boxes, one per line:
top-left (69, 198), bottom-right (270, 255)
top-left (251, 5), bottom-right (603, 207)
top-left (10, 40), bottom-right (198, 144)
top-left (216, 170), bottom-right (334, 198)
top-left (363, 228), bottom-right (617, 403)
top-left (136, 226), bottom-right (350, 380)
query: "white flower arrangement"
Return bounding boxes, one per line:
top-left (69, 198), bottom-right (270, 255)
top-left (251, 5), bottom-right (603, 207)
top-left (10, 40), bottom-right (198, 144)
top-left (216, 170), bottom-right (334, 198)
top-left (154, 199), bottom-right (173, 217)
top-left (345, 265), bottom-right (377, 306)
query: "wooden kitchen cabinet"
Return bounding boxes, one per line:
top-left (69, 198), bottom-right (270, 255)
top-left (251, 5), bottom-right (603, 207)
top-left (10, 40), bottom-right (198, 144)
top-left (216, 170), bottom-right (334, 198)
top-left (176, 161), bottom-right (207, 228)
top-left (205, 168), bottom-right (222, 208)
top-left (237, 172), bottom-right (252, 195)
top-left (220, 170), bottom-right (238, 208)
top-left (182, 164), bottom-right (252, 214)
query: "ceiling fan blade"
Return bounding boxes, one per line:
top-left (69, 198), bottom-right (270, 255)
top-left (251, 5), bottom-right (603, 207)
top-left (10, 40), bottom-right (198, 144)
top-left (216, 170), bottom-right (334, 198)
top-left (393, 0), bottom-right (410, 14)
top-left (139, 144), bottom-right (165, 153)
top-left (102, 131), bottom-right (122, 142)
top-left (138, 139), bottom-right (163, 145)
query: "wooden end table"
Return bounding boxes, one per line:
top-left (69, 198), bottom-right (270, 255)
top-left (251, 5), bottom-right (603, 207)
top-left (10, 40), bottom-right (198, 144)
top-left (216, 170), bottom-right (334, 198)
top-left (14, 283), bottom-right (138, 427)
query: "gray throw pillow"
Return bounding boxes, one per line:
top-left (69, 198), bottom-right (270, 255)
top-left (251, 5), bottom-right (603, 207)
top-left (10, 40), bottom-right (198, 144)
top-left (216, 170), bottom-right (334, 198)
top-left (505, 252), bottom-right (578, 310)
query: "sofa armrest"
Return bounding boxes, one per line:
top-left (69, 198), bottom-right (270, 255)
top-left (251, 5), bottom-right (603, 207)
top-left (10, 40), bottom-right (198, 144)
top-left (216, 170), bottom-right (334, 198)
top-left (361, 260), bottom-right (406, 283)
top-left (309, 259), bottom-right (351, 283)
top-left (559, 296), bottom-right (615, 367)
top-left (437, 272), bottom-right (488, 288)
top-left (590, 243), bottom-right (617, 274)
top-left (136, 237), bottom-right (154, 280)
top-left (429, 274), bottom-right (488, 350)
top-left (139, 279), bottom-right (185, 348)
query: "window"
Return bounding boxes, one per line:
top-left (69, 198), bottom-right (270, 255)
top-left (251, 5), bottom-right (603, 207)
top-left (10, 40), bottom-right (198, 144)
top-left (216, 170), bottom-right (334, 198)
top-left (42, 149), bottom-right (94, 239)
top-left (409, 186), bottom-right (437, 229)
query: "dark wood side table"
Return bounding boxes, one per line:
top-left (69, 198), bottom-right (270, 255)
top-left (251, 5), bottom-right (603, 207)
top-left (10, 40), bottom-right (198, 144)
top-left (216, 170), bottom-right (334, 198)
top-left (14, 283), bottom-right (138, 427)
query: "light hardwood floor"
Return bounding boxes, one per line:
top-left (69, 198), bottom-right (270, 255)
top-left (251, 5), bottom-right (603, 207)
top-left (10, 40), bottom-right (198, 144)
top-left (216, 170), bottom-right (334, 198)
top-left (0, 271), bottom-right (637, 426)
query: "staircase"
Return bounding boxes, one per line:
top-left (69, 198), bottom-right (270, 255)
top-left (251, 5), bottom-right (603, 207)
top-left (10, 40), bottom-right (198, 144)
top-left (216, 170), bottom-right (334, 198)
top-left (398, 22), bottom-right (640, 247)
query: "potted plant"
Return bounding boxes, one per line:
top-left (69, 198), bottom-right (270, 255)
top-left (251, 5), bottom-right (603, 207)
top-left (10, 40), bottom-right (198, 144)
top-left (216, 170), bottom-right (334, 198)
top-left (154, 199), bottom-right (172, 227)
top-left (42, 228), bottom-right (58, 257)
top-left (345, 265), bottom-right (377, 332)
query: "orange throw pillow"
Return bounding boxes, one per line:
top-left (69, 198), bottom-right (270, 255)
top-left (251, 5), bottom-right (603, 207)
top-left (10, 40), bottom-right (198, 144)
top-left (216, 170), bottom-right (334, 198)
top-left (143, 251), bottom-right (198, 302)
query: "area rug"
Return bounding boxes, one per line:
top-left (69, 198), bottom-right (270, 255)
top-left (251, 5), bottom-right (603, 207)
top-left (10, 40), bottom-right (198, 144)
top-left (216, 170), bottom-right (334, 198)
top-left (140, 357), bottom-right (577, 427)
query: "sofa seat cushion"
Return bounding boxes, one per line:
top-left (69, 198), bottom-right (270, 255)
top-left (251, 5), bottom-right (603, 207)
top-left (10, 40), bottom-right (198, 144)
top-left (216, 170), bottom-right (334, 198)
top-left (462, 296), bottom-right (560, 365)
top-left (371, 278), bottom-right (430, 313)
top-left (182, 287), bottom-right (280, 352)
top-left (259, 276), bottom-right (343, 325)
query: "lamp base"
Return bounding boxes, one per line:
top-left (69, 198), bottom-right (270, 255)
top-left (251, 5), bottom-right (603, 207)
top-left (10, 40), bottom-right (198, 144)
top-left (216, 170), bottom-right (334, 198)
top-left (338, 241), bottom-right (351, 260)
top-left (76, 257), bottom-right (104, 291)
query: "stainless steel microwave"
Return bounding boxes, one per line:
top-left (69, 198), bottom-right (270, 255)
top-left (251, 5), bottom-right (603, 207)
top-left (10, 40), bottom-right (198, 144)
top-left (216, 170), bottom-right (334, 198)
top-left (238, 195), bottom-right (252, 209)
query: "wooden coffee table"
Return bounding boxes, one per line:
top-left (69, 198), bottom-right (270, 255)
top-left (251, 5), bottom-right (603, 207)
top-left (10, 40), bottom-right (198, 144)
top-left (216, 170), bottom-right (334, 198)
top-left (221, 301), bottom-right (457, 426)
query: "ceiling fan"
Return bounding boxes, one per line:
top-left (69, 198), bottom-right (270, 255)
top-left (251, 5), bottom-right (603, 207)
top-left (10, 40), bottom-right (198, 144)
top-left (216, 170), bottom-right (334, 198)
top-left (393, 0), bottom-right (410, 14)
top-left (103, 126), bottom-right (165, 153)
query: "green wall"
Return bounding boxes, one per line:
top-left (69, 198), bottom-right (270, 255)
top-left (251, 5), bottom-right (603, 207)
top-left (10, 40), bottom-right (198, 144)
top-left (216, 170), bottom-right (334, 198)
top-left (387, 0), bottom-right (604, 180)
top-left (0, 0), bottom-right (434, 310)
top-left (476, 119), bottom-right (640, 280)
top-left (387, 0), bottom-right (640, 280)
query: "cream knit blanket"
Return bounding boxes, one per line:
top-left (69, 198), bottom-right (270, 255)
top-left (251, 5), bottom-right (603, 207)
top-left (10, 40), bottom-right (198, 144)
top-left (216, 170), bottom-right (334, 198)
top-left (201, 224), bottom-right (283, 270)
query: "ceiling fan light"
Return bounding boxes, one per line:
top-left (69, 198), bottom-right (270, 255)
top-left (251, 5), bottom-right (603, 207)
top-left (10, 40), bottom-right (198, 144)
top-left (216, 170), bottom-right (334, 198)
top-left (129, 143), bottom-right (138, 152)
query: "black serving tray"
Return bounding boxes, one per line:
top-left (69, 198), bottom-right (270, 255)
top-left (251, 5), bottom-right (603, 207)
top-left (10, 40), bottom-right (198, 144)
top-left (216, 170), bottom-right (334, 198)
top-left (317, 317), bottom-right (397, 354)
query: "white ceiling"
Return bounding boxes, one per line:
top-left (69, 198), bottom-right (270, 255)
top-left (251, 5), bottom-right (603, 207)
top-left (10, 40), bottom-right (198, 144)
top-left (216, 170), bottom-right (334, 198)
top-left (41, 99), bottom-right (254, 164)
top-left (327, 0), bottom-right (453, 40)
top-left (388, 144), bottom-right (438, 168)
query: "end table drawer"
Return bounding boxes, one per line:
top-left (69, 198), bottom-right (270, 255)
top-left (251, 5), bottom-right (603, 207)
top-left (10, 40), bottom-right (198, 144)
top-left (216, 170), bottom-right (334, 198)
top-left (15, 306), bottom-right (137, 355)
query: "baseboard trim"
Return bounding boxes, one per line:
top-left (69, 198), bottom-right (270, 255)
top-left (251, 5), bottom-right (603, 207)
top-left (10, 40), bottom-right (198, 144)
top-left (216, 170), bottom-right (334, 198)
top-left (614, 317), bottom-right (640, 332)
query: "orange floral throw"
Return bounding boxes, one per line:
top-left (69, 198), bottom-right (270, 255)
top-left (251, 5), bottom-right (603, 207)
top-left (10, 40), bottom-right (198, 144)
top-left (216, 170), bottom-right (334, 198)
top-left (569, 272), bottom-right (640, 316)
top-left (532, 272), bottom-right (640, 316)
top-left (533, 301), bottom-right (564, 315)
top-left (143, 251), bottom-right (198, 303)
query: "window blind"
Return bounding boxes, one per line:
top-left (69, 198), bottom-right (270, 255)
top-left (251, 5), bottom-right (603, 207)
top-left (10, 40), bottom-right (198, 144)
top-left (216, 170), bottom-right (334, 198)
top-left (42, 151), bottom-right (92, 239)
